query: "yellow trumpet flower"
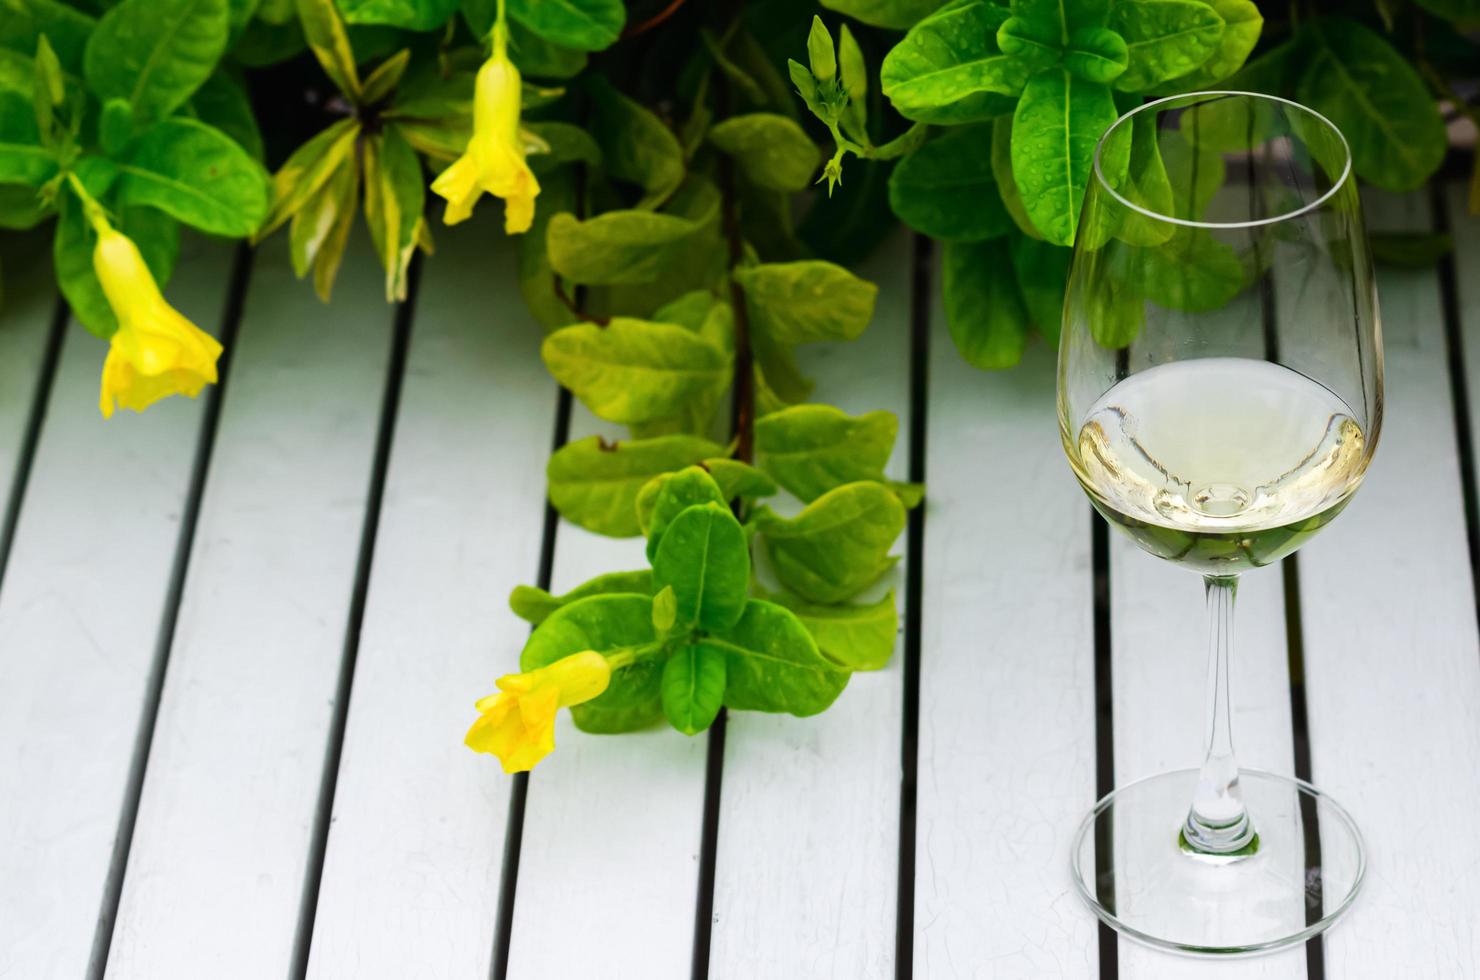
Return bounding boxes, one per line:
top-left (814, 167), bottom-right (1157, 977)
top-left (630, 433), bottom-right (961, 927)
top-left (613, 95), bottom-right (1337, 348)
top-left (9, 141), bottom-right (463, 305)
top-left (431, 28), bottom-right (540, 234)
top-left (90, 214), bottom-right (222, 419)
top-left (465, 651), bottom-right (612, 773)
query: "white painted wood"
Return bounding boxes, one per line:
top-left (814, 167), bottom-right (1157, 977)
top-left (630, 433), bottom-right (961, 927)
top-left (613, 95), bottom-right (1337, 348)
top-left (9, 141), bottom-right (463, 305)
top-left (0, 236), bottom-right (55, 508)
top-left (913, 300), bottom-right (1101, 973)
top-left (0, 237), bottom-right (233, 979)
top-left (1112, 304), bottom-right (1306, 980)
top-left (502, 402), bottom-right (708, 979)
top-left (1293, 190), bottom-right (1480, 977)
top-left (105, 234), bottom-right (398, 979)
top-left (304, 219), bottom-right (558, 977)
top-left (708, 232), bottom-right (912, 980)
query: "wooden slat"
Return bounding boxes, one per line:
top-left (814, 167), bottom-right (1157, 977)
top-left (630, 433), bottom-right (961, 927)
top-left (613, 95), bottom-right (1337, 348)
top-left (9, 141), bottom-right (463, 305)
top-left (912, 312), bottom-right (1101, 970)
top-left (707, 232), bottom-right (913, 979)
top-left (0, 237), bottom-right (56, 524)
top-left (105, 236), bottom-right (399, 977)
top-left (0, 238), bottom-right (233, 979)
top-left (304, 221), bottom-right (557, 977)
top-left (1112, 305), bottom-right (1306, 979)
top-left (1293, 190), bottom-right (1480, 976)
top-left (503, 406), bottom-right (708, 979)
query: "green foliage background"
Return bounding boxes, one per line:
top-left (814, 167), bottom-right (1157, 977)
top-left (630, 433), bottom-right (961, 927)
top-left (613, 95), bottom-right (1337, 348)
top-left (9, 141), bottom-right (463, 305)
top-left (0, 0), bottom-right (1475, 738)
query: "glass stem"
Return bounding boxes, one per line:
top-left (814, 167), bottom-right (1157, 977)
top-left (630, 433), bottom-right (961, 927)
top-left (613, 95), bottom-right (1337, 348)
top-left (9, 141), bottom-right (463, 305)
top-left (1181, 574), bottom-right (1258, 856)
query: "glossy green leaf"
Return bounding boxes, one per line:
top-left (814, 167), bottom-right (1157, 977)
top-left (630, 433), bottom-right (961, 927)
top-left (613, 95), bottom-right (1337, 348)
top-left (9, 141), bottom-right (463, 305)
top-left (662, 643), bottom-right (727, 735)
top-left (1010, 234), bottom-right (1070, 343)
top-left (753, 481), bottom-right (906, 603)
top-left (542, 318), bottom-right (731, 425)
top-left (337, 0), bottom-right (457, 30)
top-left (1112, 0), bottom-right (1224, 92)
top-left (588, 77), bottom-right (684, 208)
top-left (115, 118), bottom-right (269, 236)
top-left (507, 18), bottom-right (587, 78)
top-left (508, 0), bottom-right (624, 52)
top-left (84, 0), bottom-right (229, 125)
top-left (296, 0), bottom-right (362, 97)
top-left (1296, 17), bottom-right (1445, 192)
top-left (820, 0), bottom-right (945, 30)
top-left (652, 502), bottom-right (750, 633)
top-left (768, 589), bottom-right (898, 671)
top-left (735, 260), bottom-right (877, 346)
top-left (1113, 110), bottom-right (1176, 245)
top-left (888, 124), bottom-right (1010, 242)
top-left (55, 193), bottom-right (180, 338)
top-left (996, 16), bottom-right (1061, 70)
top-left (704, 459), bottom-right (779, 501)
top-left (1147, 0), bottom-right (1260, 93)
top-left (943, 238), bottom-right (1029, 368)
top-left (639, 465), bottom-right (728, 556)
top-left (880, 0), bottom-right (1027, 123)
top-left (708, 599), bottom-right (849, 716)
top-left (520, 594), bottom-right (662, 734)
top-left (1011, 0), bottom-right (1110, 35)
top-left (0, 0), bottom-right (96, 73)
top-left (510, 570), bottom-right (655, 625)
top-left (546, 202), bottom-right (719, 287)
top-left (1012, 70), bottom-right (1123, 245)
top-left (755, 404), bottom-right (899, 503)
top-left (547, 434), bottom-right (726, 537)
top-left (708, 113), bottom-right (821, 192)
top-left (190, 70), bottom-right (264, 161)
top-left (1065, 26), bottom-right (1127, 83)
top-left (651, 585), bottom-right (678, 634)
top-left (990, 115), bottom-right (1040, 239)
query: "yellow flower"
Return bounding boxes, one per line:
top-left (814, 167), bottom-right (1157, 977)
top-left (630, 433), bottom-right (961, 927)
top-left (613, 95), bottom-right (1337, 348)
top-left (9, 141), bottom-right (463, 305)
top-left (465, 651), bottom-right (611, 773)
top-left (93, 222), bottom-right (222, 419)
top-left (431, 35), bottom-right (540, 234)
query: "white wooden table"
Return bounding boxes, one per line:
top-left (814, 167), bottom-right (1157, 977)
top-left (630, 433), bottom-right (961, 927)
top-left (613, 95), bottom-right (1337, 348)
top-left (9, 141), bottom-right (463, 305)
top-left (1, 186), bottom-right (1478, 980)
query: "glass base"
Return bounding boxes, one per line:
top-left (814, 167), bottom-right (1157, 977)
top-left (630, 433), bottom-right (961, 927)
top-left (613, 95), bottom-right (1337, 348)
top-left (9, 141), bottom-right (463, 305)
top-left (1070, 767), bottom-right (1365, 956)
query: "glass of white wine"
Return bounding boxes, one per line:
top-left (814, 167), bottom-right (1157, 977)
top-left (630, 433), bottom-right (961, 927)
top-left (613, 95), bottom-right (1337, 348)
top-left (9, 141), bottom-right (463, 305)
top-left (1060, 92), bottom-right (1381, 954)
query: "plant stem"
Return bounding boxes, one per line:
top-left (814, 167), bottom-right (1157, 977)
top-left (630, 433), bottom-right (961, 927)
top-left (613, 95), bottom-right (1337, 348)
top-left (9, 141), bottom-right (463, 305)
top-left (622, 0), bottom-right (691, 39)
top-left (716, 16), bottom-right (754, 466)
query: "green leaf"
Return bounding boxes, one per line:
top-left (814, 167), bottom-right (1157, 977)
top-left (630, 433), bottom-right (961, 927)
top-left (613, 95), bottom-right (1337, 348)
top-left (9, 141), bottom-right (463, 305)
top-left (1065, 26), bottom-right (1127, 83)
top-left (1146, 0), bottom-right (1260, 93)
top-left (1086, 276), bottom-right (1144, 349)
top-left (651, 585), bottom-right (678, 634)
top-left (84, 0), bottom-right (229, 125)
top-left (517, 166), bottom-right (575, 330)
top-left (943, 237), bottom-right (1028, 368)
top-left (881, 0), bottom-right (1028, 122)
top-left (1011, 69), bottom-right (1122, 245)
top-left (337, 0), bottom-right (457, 30)
top-left (1296, 17), bottom-right (1446, 192)
top-left (508, 0), bottom-right (623, 52)
top-left (360, 48), bottom-right (410, 103)
top-left (753, 481), bottom-right (906, 603)
top-left (56, 193), bottom-right (180, 338)
top-left (0, 0), bottom-right (95, 73)
top-left (548, 434), bottom-right (726, 537)
top-left (991, 114), bottom-right (1040, 239)
top-left (546, 204), bottom-right (718, 287)
top-left (1110, 109), bottom-right (1176, 246)
top-left (707, 599), bottom-right (849, 716)
top-left (1370, 232), bottom-right (1452, 268)
top-left (588, 76), bottom-right (684, 208)
top-left (526, 120), bottom-right (603, 174)
top-left (755, 404), bottom-right (899, 502)
top-left (363, 124), bottom-right (423, 301)
top-left (996, 16), bottom-right (1062, 71)
top-left (1139, 227), bottom-right (1244, 312)
top-left (115, 118), bottom-right (269, 236)
top-left (0, 182), bottom-right (48, 229)
top-left (734, 260), bottom-right (877, 345)
top-left (639, 465), bottom-right (727, 555)
top-left (767, 589), bottom-right (898, 671)
top-left (1111, 0), bottom-right (1224, 92)
top-left (1010, 0), bottom-right (1110, 39)
top-left (662, 643), bottom-right (727, 735)
top-left (508, 17), bottom-right (587, 78)
top-left (520, 594), bottom-right (662, 733)
top-left (0, 91), bottom-right (53, 186)
top-left (288, 145), bottom-right (357, 299)
top-left (189, 70), bottom-right (264, 161)
top-left (296, 0), bottom-right (361, 98)
top-left (652, 502), bottom-right (750, 633)
top-left (258, 117), bottom-right (360, 239)
top-left (510, 570), bottom-right (655, 625)
top-left (543, 317), bottom-right (731, 425)
top-left (821, 0), bottom-right (945, 30)
top-left (231, 14), bottom-right (308, 67)
top-left (1158, 127), bottom-right (1223, 221)
top-left (708, 113), bottom-right (821, 192)
top-left (888, 124), bottom-right (1011, 242)
top-left (703, 458), bottom-right (779, 501)
top-left (1010, 234), bottom-right (1070, 343)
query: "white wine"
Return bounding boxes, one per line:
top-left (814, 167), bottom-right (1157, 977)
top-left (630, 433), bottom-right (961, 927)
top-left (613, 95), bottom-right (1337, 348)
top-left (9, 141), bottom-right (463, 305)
top-left (1068, 358), bottom-right (1370, 572)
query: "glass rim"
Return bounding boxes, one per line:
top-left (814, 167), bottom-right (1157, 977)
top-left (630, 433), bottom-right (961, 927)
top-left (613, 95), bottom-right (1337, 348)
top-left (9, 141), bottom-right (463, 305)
top-left (1090, 90), bottom-right (1355, 231)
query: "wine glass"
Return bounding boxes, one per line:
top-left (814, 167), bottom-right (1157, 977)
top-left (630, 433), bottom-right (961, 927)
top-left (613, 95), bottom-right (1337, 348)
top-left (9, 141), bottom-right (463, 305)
top-left (1059, 92), bottom-right (1381, 954)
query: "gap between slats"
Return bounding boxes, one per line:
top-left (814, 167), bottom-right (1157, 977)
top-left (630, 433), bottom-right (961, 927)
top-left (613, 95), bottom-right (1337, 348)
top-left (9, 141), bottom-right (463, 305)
top-left (0, 296), bottom-right (67, 596)
top-left (87, 243), bottom-right (256, 979)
